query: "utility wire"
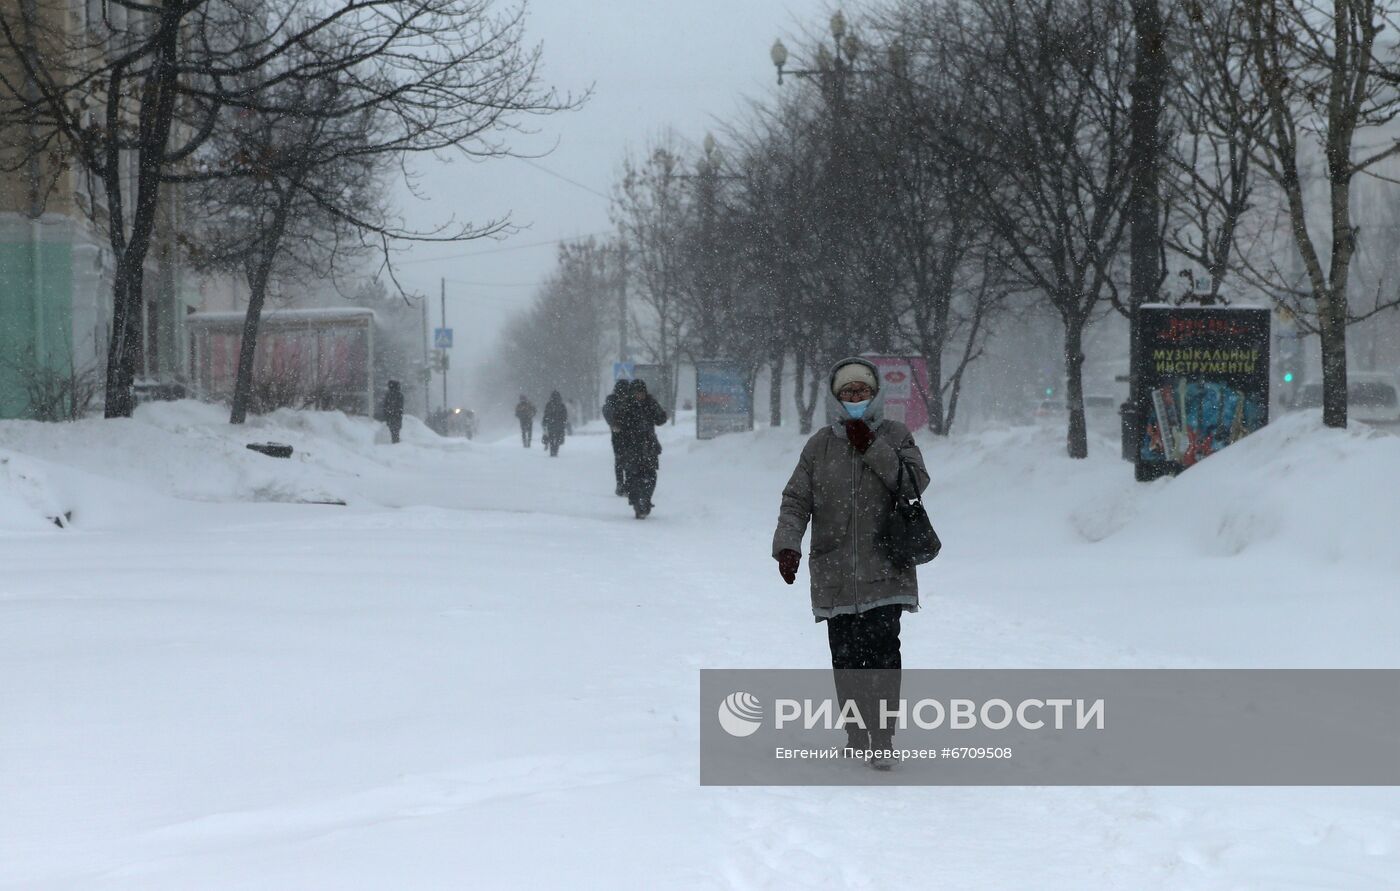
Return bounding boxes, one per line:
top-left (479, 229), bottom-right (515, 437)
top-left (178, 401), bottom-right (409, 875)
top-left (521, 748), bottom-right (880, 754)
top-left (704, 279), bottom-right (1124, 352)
top-left (514, 157), bottom-right (613, 201)
top-left (392, 231), bottom-right (614, 266)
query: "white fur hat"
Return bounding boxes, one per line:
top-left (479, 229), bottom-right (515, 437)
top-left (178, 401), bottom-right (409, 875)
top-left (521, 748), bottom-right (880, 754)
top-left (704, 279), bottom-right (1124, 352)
top-left (831, 361), bottom-right (878, 396)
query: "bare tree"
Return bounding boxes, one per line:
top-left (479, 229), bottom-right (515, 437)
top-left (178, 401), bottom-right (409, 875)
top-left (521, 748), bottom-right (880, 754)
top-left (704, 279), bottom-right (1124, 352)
top-left (860, 4), bottom-right (1007, 434)
top-left (1240, 0), bottom-right (1400, 427)
top-left (180, 67), bottom-right (390, 422)
top-left (497, 239), bottom-right (613, 417)
top-left (1163, 0), bottom-right (1267, 300)
top-left (612, 140), bottom-right (692, 407)
top-left (0, 0), bottom-right (576, 418)
top-left (956, 0), bottom-right (1135, 458)
top-left (726, 97), bottom-right (836, 433)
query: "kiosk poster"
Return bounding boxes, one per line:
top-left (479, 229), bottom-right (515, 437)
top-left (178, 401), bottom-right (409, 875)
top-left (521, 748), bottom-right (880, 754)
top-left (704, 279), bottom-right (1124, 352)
top-left (865, 356), bottom-right (931, 430)
top-left (695, 360), bottom-right (753, 440)
top-left (1137, 305), bottom-right (1270, 477)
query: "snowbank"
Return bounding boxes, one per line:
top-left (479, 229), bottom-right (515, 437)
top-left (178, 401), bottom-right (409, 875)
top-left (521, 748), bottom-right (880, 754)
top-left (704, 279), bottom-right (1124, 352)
top-left (906, 413), bottom-right (1400, 574)
top-left (3, 400), bottom-right (1394, 577)
top-left (0, 400), bottom-right (467, 517)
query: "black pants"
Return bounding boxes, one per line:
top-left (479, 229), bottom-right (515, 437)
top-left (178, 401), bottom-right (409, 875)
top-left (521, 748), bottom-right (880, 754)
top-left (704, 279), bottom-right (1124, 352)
top-left (388, 421), bottom-right (401, 444)
top-left (611, 435), bottom-right (626, 490)
top-left (826, 605), bottom-right (902, 747)
top-left (520, 422), bottom-right (532, 447)
top-left (624, 450), bottom-right (658, 510)
top-left (544, 427), bottom-right (563, 455)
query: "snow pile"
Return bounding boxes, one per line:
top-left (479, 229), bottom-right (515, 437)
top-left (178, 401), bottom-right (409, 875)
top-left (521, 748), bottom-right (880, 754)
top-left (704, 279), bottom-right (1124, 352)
top-left (1111, 412), bottom-right (1400, 572)
top-left (0, 451), bottom-right (67, 531)
top-left (881, 414), bottom-right (1400, 574)
top-left (0, 400), bottom-right (464, 514)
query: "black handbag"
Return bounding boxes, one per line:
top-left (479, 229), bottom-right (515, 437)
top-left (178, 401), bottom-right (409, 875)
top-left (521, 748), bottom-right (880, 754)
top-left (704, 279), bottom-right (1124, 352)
top-left (875, 457), bottom-right (942, 569)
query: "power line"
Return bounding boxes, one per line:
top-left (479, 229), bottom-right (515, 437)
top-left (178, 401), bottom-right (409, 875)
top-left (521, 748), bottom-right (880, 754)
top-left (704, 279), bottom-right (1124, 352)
top-left (394, 230), bottom-right (613, 266)
top-left (443, 278), bottom-right (540, 289)
top-left (515, 157), bottom-right (612, 201)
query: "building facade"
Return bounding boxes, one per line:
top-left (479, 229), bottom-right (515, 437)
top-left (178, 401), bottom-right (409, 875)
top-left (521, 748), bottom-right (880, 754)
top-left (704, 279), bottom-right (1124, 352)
top-left (0, 0), bottom-right (192, 419)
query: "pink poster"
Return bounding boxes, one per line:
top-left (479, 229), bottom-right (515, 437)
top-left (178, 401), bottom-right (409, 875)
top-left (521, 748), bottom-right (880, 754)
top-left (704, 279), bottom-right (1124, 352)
top-left (867, 355), bottom-right (931, 431)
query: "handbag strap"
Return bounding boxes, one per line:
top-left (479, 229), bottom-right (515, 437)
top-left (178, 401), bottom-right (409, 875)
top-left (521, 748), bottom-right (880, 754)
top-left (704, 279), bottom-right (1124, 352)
top-left (891, 454), bottom-right (922, 506)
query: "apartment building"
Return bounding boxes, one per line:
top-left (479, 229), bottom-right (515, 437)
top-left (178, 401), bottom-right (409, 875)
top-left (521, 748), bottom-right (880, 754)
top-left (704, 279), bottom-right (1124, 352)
top-left (0, 0), bottom-right (191, 418)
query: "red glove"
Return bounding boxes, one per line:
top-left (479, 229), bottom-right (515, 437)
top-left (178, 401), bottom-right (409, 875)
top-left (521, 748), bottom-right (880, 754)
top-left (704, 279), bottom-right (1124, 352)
top-left (776, 549), bottom-right (801, 585)
top-left (844, 420), bottom-right (876, 453)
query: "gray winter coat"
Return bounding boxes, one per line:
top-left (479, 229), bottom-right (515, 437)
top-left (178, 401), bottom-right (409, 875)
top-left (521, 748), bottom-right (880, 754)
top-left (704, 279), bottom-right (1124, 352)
top-left (772, 357), bottom-right (931, 620)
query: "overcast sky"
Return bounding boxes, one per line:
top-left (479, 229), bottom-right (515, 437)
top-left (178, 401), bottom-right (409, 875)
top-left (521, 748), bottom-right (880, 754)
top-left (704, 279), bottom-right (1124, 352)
top-left (389, 0), bottom-right (838, 397)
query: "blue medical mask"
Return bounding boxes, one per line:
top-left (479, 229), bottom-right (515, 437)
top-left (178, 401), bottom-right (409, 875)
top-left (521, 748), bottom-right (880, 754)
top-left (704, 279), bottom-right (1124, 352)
top-left (843, 399), bottom-right (872, 420)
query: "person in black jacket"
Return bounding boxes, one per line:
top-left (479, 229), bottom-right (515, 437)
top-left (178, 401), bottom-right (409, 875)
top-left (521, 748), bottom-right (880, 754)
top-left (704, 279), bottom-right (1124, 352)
top-left (382, 380), bottom-right (405, 444)
top-left (615, 379), bottom-right (667, 518)
top-left (542, 391), bottom-right (568, 457)
top-left (514, 395), bottom-right (537, 447)
top-left (601, 380), bottom-right (630, 496)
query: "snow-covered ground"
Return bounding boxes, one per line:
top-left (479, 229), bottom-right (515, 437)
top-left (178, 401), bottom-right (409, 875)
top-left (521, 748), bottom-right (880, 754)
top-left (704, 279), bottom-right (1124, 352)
top-left (2, 401), bottom-right (1398, 889)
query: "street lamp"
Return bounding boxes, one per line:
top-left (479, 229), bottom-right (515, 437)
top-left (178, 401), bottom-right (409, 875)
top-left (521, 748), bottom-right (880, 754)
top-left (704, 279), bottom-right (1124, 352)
top-left (770, 11), bottom-right (870, 86)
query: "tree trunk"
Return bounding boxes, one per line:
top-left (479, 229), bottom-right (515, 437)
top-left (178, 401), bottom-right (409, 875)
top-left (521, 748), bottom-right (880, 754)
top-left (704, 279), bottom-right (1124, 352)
top-left (103, 260), bottom-right (143, 418)
top-left (794, 351), bottom-right (823, 436)
top-left (800, 350), bottom-right (812, 434)
top-left (769, 349), bottom-right (784, 428)
top-left (1318, 292), bottom-right (1349, 428)
top-left (230, 193), bottom-right (296, 424)
top-left (924, 342), bottom-right (946, 436)
top-left (1064, 317), bottom-right (1088, 459)
top-left (229, 261), bottom-right (273, 425)
top-left (1127, 0), bottom-right (1166, 460)
top-left (102, 11), bottom-right (181, 418)
top-left (799, 364), bottom-right (822, 435)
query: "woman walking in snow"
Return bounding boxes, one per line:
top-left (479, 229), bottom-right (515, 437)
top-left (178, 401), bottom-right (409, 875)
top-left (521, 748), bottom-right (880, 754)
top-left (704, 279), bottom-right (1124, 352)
top-left (602, 380), bottom-right (630, 495)
top-left (515, 395), bottom-right (537, 447)
top-left (615, 379), bottom-right (667, 518)
top-left (542, 391), bottom-right (568, 457)
top-left (771, 357), bottom-right (929, 769)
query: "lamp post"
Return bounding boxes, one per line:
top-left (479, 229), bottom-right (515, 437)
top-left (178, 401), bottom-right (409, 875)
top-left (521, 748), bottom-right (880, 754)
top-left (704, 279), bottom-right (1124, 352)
top-left (770, 11), bottom-right (876, 356)
top-left (770, 12), bottom-right (867, 91)
top-left (674, 133), bottom-right (740, 358)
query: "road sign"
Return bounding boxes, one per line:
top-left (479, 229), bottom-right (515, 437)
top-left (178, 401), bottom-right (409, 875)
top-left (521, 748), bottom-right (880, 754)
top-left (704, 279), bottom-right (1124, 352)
top-left (434, 328), bottom-right (453, 349)
top-left (613, 361), bottom-right (636, 380)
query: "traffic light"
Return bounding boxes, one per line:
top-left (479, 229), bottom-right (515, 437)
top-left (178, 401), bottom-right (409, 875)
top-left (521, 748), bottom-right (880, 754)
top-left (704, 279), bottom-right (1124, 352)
top-left (1282, 371), bottom-right (1294, 384)
top-left (1045, 386), bottom-right (1054, 397)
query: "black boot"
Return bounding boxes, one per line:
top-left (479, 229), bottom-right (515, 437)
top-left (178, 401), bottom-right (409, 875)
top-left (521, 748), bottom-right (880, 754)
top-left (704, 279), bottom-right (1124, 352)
top-left (844, 729), bottom-right (870, 758)
top-left (869, 733), bottom-right (895, 771)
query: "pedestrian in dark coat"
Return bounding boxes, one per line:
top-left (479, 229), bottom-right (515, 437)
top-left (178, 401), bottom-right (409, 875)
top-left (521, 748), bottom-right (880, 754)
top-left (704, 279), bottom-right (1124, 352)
top-left (382, 380), bottom-right (405, 444)
top-left (615, 379), bottom-right (667, 518)
top-left (771, 356), bottom-right (930, 768)
top-left (542, 391), bottom-right (568, 456)
top-left (601, 380), bottom-right (631, 496)
top-left (515, 395), bottom-right (537, 447)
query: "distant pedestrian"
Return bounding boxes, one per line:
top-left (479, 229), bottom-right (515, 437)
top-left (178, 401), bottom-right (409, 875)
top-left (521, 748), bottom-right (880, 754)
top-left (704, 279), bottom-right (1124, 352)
top-left (382, 380), bottom-right (405, 444)
top-left (601, 380), bottom-right (630, 496)
top-left (542, 391), bottom-right (568, 457)
top-left (615, 379), bottom-right (667, 518)
top-left (515, 395), bottom-right (537, 447)
top-left (771, 357), bottom-right (930, 770)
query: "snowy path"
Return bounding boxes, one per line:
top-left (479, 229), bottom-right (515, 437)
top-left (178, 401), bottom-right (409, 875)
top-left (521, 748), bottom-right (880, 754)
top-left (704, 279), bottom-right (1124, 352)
top-left (3, 409), bottom-right (1399, 888)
